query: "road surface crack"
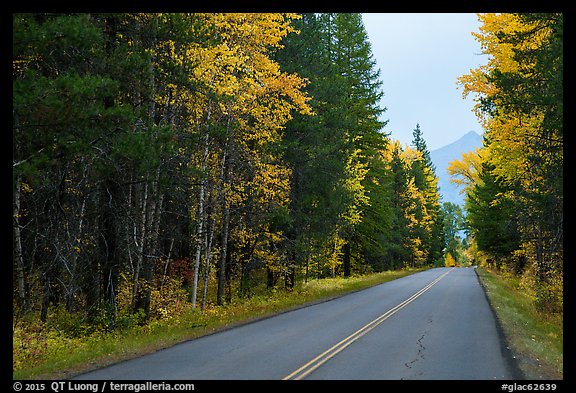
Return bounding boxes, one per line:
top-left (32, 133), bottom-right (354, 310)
top-left (404, 332), bottom-right (426, 370)
top-left (402, 318), bottom-right (433, 378)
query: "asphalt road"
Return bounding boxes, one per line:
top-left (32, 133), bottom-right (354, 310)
top-left (74, 267), bottom-right (517, 380)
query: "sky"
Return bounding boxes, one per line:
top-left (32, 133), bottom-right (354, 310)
top-left (361, 13), bottom-right (487, 151)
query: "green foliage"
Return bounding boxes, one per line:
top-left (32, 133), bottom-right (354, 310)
top-left (458, 13), bottom-right (563, 313)
top-left (13, 12), bottom-right (448, 379)
top-left (466, 162), bottom-right (521, 261)
top-left (275, 13), bottom-right (395, 280)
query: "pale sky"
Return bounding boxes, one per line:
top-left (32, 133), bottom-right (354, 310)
top-left (361, 13), bottom-right (486, 151)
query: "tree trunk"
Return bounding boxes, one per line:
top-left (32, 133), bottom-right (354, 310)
top-left (225, 239), bottom-right (233, 303)
top-left (342, 241), bottom-right (351, 277)
top-left (132, 182), bottom-right (148, 312)
top-left (266, 267), bottom-right (276, 289)
top-left (192, 70), bottom-right (216, 309)
top-left (132, 15), bottom-right (161, 321)
top-left (200, 155), bottom-right (224, 310)
top-left (191, 132), bottom-right (210, 309)
top-left (100, 180), bottom-right (119, 311)
top-left (13, 175), bottom-right (27, 312)
top-left (217, 115), bottom-right (233, 306)
top-left (217, 200), bottom-right (231, 306)
top-left (285, 246), bottom-right (296, 289)
top-left (40, 277), bottom-right (50, 323)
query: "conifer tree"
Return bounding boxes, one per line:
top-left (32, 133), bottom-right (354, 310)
top-left (275, 13), bottom-right (351, 284)
top-left (330, 13), bottom-right (387, 276)
top-left (408, 124), bottom-right (444, 265)
top-left (458, 13), bottom-right (562, 311)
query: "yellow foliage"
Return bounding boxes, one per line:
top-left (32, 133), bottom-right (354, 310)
top-left (342, 148), bottom-right (370, 226)
top-left (21, 182), bottom-right (33, 193)
top-left (457, 13), bottom-right (557, 190)
top-left (447, 147), bottom-right (485, 193)
top-left (444, 252), bottom-right (457, 267)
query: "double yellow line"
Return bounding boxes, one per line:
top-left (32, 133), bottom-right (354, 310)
top-left (282, 268), bottom-right (454, 380)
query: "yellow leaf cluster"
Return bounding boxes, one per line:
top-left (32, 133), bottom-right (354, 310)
top-left (457, 13), bottom-right (555, 188)
top-left (342, 149), bottom-right (370, 226)
top-left (444, 252), bottom-right (457, 267)
top-left (447, 147), bottom-right (484, 193)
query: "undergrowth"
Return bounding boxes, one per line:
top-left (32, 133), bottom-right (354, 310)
top-left (13, 269), bottom-right (420, 380)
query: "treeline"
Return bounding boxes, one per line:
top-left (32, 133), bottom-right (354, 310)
top-left (13, 13), bottom-right (444, 325)
top-left (452, 13), bottom-right (563, 313)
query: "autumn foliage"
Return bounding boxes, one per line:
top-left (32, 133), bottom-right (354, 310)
top-left (12, 13), bottom-right (453, 376)
top-left (454, 13), bottom-right (563, 313)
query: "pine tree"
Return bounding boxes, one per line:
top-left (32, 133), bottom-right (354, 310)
top-left (13, 13), bottom-right (144, 320)
top-left (466, 162), bottom-right (521, 265)
top-left (330, 13), bottom-right (388, 276)
top-left (274, 13), bottom-right (352, 284)
top-left (408, 124), bottom-right (444, 265)
top-left (276, 13), bottom-right (390, 281)
top-left (387, 141), bottom-right (414, 268)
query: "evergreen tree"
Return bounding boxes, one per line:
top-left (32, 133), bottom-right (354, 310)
top-left (384, 141), bottom-right (412, 269)
top-left (13, 12), bottom-right (450, 334)
top-left (276, 13), bottom-right (389, 280)
top-left (441, 202), bottom-right (466, 265)
top-left (274, 13), bottom-right (351, 284)
top-left (13, 13), bottom-right (146, 320)
top-left (408, 124), bottom-right (444, 265)
top-left (330, 13), bottom-right (388, 276)
top-left (466, 162), bottom-right (521, 265)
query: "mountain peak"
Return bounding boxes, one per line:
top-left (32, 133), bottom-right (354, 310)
top-left (462, 130), bottom-right (482, 141)
top-left (433, 131), bottom-right (482, 154)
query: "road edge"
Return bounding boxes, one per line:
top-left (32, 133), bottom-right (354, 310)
top-left (68, 269), bottom-right (426, 380)
top-left (473, 266), bottom-right (526, 380)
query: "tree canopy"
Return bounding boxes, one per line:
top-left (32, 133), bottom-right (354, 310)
top-left (456, 12), bottom-right (562, 312)
top-left (13, 13), bottom-right (446, 330)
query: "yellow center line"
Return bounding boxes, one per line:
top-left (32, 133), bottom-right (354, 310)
top-left (282, 268), bottom-right (454, 380)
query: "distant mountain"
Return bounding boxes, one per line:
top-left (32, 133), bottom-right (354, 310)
top-left (430, 131), bottom-right (483, 206)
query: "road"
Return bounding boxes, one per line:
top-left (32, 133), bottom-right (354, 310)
top-left (74, 267), bottom-right (518, 380)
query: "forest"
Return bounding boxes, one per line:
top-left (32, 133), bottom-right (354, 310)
top-left (13, 12), bottom-right (562, 374)
top-left (452, 13), bottom-right (563, 314)
top-left (13, 13), bottom-right (445, 327)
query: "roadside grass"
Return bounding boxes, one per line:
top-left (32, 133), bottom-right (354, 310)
top-left (13, 268), bottom-right (422, 380)
top-left (475, 267), bottom-right (563, 380)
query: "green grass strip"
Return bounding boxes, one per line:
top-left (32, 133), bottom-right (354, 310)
top-left (475, 267), bottom-right (563, 380)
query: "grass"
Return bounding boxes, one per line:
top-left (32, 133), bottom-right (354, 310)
top-left (13, 268), bottom-right (422, 380)
top-left (475, 267), bottom-right (563, 380)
